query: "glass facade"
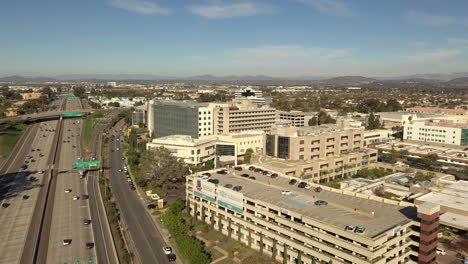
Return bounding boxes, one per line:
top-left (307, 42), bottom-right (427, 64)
top-left (461, 128), bottom-right (468, 146)
top-left (153, 104), bottom-right (199, 138)
top-left (132, 112), bottom-right (144, 126)
top-left (266, 134), bottom-right (275, 156)
top-left (277, 136), bottom-right (290, 159)
top-left (216, 144), bottom-right (235, 156)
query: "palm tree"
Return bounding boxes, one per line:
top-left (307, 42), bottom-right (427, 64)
top-left (201, 205), bottom-right (205, 222)
top-left (237, 225), bottom-right (241, 242)
top-left (228, 218), bottom-right (232, 238)
top-left (248, 229), bottom-right (252, 248)
top-left (259, 233), bottom-right (264, 255)
top-left (282, 243), bottom-right (288, 264)
top-left (297, 251), bottom-right (302, 264)
top-left (272, 239), bottom-right (277, 260)
top-left (210, 212), bottom-right (215, 230)
top-left (218, 215), bottom-right (222, 232)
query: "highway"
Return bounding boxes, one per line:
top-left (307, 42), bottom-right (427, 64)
top-left (0, 100), bottom-right (63, 264)
top-left (0, 95), bottom-right (117, 264)
top-left (107, 123), bottom-right (171, 264)
top-left (41, 97), bottom-right (97, 264)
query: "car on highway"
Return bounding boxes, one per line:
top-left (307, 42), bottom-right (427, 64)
top-left (224, 184), bottom-right (233, 188)
top-left (249, 176), bottom-right (256, 180)
top-left (207, 179), bottom-right (219, 184)
top-left (65, 189), bottom-right (72, 193)
top-left (271, 173), bottom-right (278, 178)
top-left (281, 191), bottom-right (292, 195)
top-left (86, 242), bottom-right (94, 249)
top-left (147, 204), bottom-right (157, 209)
top-left (167, 254), bottom-right (176, 262)
top-left (83, 219), bottom-right (92, 225)
top-left (1, 203), bottom-right (10, 208)
top-left (315, 187), bottom-right (322, 193)
top-left (73, 196), bottom-right (80, 200)
top-left (163, 246), bottom-right (172, 254)
top-left (63, 239), bottom-right (72, 246)
top-left (248, 166), bottom-right (255, 171)
top-left (202, 172), bottom-right (211, 176)
top-left (81, 194), bottom-right (89, 200)
top-left (232, 186), bottom-right (242, 192)
top-left (216, 169), bottom-right (228, 174)
top-left (288, 179), bottom-right (297, 185)
top-left (22, 195), bottom-right (30, 200)
top-left (234, 167), bottom-right (242, 171)
top-left (304, 184), bottom-right (311, 190)
top-left (240, 173), bottom-right (249, 178)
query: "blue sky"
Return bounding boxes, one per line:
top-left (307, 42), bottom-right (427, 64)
top-left (1, 0), bottom-right (468, 77)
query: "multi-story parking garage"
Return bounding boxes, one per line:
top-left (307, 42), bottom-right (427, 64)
top-left (186, 167), bottom-right (439, 264)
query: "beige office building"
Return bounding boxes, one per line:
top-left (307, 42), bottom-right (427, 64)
top-left (186, 168), bottom-right (439, 264)
top-left (262, 125), bottom-right (378, 182)
top-left (213, 99), bottom-right (276, 135)
top-left (277, 111), bottom-right (316, 127)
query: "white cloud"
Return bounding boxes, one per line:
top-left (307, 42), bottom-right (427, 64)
top-left (407, 10), bottom-right (460, 27)
top-left (110, 0), bottom-right (170, 16)
top-left (412, 41), bottom-right (427, 48)
top-left (188, 2), bottom-right (274, 19)
top-left (400, 49), bottom-right (461, 64)
top-left (220, 45), bottom-right (351, 75)
top-left (298, 0), bottom-right (355, 17)
top-left (448, 38), bottom-right (468, 47)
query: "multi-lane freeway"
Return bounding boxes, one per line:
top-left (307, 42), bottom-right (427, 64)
top-left (0, 96), bottom-right (117, 264)
top-left (0, 99), bottom-right (64, 264)
top-left (107, 122), bottom-right (172, 264)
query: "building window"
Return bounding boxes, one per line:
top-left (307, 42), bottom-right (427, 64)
top-left (300, 140), bottom-right (304, 145)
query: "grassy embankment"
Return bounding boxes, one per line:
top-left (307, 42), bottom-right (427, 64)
top-left (83, 110), bottom-right (109, 149)
top-left (0, 122), bottom-right (26, 161)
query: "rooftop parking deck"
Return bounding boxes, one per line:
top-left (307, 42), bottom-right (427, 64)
top-left (192, 166), bottom-right (418, 239)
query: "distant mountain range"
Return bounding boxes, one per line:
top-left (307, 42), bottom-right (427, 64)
top-left (1, 72), bottom-right (468, 84)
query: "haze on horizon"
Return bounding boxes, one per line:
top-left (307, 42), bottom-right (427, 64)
top-left (1, 0), bottom-right (468, 77)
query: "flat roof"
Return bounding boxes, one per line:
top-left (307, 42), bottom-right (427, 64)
top-left (197, 168), bottom-right (417, 239)
top-left (416, 180), bottom-right (468, 212)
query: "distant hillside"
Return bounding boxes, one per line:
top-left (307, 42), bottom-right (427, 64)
top-left (322, 76), bottom-right (376, 85)
top-left (447, 77), bottom-right (468, 84)
top-left (0, 75), bottom-right (57, 83)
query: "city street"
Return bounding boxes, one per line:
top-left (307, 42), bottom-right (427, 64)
top-left (107, 127), bottom-right (171, 264)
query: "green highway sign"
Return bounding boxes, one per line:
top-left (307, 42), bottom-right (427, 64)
top-left (74, 161), bottom-right (101, 167)
top-left (64, 113), bottom-right (85, 117)
top-left (67, 96), bottom-right (79, 99)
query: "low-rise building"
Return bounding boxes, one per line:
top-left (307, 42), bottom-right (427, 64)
top-left (363, 129), bottom-right (393, 146)
top-left (261, 125), bottom-right (378, 182)
top-left (146, 131), bottom-right (264, 165)
top-left (147, 135), bottom-right (216, 165)
top-left (277, 111), bottom-right (316, 127)
top-left (407, 107), bottom-right (467, 116)
top-left (404, 119), bottom-right (468, 147)
top-left (21, 92), bottom-right (43, 100)
top-left (414, 178), bottom-right (468, 231)
top-left (186, 167), bottom-right (439, 264)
